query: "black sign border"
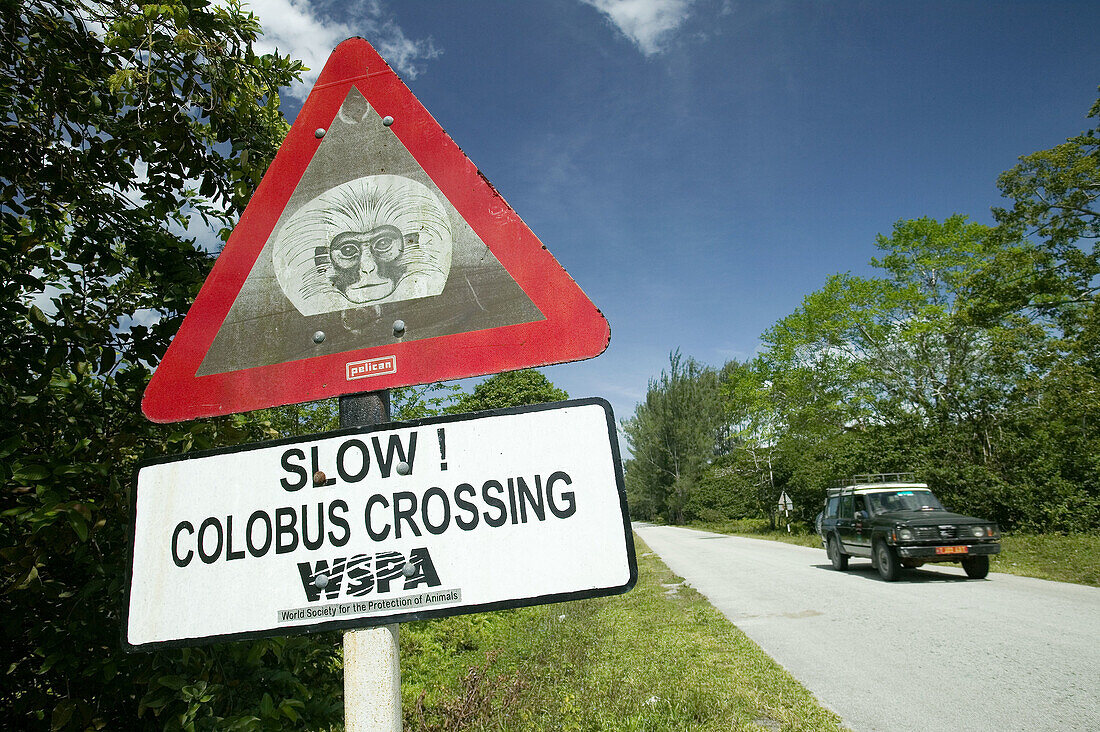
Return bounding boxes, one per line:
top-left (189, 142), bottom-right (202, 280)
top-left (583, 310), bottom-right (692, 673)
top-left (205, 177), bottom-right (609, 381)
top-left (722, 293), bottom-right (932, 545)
top-left (122, 397), bottom-right (636, 652)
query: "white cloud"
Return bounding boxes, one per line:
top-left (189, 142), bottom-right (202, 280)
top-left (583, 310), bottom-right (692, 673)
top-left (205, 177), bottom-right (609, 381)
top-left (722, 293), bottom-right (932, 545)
top-left (581, 0), bottom-right (695, 55)
top-left (240, 0), bottom-right (440, 98)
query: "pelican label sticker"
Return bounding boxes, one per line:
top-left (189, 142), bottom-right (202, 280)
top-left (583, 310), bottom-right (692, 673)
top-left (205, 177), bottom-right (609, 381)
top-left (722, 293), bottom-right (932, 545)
top-left (346, 355), bottom-right (398, 380)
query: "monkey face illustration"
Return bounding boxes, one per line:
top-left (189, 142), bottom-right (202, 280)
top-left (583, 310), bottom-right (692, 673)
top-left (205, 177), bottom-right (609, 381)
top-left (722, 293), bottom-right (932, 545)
top-left (273, 175), bottom-right (452, 315)
top-left (325, 225), bottom-right (413, 302)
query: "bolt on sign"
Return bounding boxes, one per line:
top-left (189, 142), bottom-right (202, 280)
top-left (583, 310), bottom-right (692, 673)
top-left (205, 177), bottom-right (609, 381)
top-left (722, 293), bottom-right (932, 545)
top-left (122, 399), bottom-right (636, 650)
top-left (141, 37), bottom-right (610, 423)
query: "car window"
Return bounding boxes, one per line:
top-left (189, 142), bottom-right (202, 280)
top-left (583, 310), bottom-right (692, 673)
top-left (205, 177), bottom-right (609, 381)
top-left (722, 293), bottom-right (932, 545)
top-left (854, 495), bottom-right (867, 514)
top-left (895, 490), bottom-right (944, 511)
top-left (825, 496), bottom-right (839, 518)
top-left (866, 492), bottom-right (890, 514)
top-left (839, 493), bottom-right (853, 519)
top-left (867, 489), bottom-right (944, 512)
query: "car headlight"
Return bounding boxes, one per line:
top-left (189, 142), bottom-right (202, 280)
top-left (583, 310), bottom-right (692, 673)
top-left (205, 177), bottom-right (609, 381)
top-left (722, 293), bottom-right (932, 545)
top-left (971, 525), bottom-right (986, 538)
top-left (896, 527), bottom-right (914, 541)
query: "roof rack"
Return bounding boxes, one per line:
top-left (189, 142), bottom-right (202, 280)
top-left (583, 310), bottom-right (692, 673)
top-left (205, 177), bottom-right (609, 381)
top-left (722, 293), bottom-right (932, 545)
top-left (830, 472), bottom-right (918, 490)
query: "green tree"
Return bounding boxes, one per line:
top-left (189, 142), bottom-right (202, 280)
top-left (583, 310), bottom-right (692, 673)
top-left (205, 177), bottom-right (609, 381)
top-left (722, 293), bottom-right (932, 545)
top-left (753, 217), bottom-right (1062, 528)
top-left (622, 351), bottom-right (724, 523)
top-left (0, 2), bottom-right (348, 728)
top-left (764, 216), bottom-right (1046, 431)
top-left (265, 400), bottom-right (340, 437)
top-left (449, 369), bottom-right (568, 413)
top-left (706, 359), bottom-right (784, 524)
top-left (686, 450), bottom-right (773, 524)
top-left (989, 86), bottom-right (1100, 334)
top-left (261, 384), bottom-right (460, 437)
top-left (392, 382), bottom-right (461, 420)
top-left (976, 88), bottom-right (1100, 529)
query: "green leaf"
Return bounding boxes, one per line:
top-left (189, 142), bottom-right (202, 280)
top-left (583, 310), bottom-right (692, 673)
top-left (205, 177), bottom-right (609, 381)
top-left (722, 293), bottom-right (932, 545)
top-left (280, 700), bottom-right (301, 722)
top-left (50, 699), bottom-right (75, 730)
top-left (68, 513), bottom-right (89, 542)
top-left (29, 304), bottom-right (49, 324)
top-left (14, 566), bottom-right (39, 590)
top-left (12, 464), bottom-right (50, 482)
top-left (0, 435), bottom-right (24, 458)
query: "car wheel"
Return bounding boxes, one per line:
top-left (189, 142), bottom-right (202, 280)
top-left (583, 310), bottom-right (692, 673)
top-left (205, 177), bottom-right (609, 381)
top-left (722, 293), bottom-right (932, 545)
top-left (962, 555), bottom-right (990, 579)
top-left (875, 541), bottom-right (900, 582)
top-left (827, 535), bottom-right (849, 571)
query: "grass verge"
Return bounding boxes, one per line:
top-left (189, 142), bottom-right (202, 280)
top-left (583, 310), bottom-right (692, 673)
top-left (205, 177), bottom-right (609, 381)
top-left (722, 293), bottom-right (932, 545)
top-left (400, 534), bottom-right (845, 731)
top-left (990, 533), bottom-right (1100, 586)
top-left (687, 519), bottom-right (1100, 587)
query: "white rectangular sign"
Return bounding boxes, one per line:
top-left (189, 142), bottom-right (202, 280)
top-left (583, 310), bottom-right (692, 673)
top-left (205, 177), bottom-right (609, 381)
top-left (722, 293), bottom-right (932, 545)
top-left (123, 399), bottom-right (635, 650)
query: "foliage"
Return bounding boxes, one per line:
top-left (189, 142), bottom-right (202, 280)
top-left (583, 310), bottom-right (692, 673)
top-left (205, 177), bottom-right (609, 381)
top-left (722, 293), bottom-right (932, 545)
top-left (713, 212), bottom-right (1094, 532)
top-left (989, 86), bottom-right (1100, 334)
top-left (448, 369), bottom-right (568, 414)
top-left (0, 1), bottom-right (354, 729)
top-left (392, 382), bottom-right (461, 420)
top-left (684, 453), bottom-right (757, 524)
top-left (705, 359), bottom-right (787, 525)
top-left (623, 351), bottom-right (724, 523)
top-left (763, 216), bottom-right (1046, 430)
top-left (263, 400), bottom-right (340, 437)
top-left (256, 383), bottom-right (460, 437)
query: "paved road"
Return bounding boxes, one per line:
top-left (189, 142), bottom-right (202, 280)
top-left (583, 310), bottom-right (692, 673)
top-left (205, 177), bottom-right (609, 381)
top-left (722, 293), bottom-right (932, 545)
top-left (634, 523), bottom-right (1100, 732)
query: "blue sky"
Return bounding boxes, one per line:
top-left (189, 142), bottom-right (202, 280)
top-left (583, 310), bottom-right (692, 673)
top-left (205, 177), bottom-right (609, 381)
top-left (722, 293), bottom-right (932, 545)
top-left (243, 0), bottom-right (1100, 425)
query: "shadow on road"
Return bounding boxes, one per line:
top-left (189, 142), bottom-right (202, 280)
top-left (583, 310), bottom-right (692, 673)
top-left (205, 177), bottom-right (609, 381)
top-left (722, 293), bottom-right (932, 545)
top-left (811, 563), bottom-right (977, 583)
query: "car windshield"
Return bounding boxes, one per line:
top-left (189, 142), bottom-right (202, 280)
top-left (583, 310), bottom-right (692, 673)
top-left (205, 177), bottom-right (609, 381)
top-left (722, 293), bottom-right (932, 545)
top-left (866, 490), bottom-right (944, 514)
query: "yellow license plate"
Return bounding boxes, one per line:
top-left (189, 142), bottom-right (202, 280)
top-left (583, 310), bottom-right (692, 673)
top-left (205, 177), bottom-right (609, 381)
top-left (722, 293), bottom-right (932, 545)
top-left (936, 546), bottom-right (968, 555)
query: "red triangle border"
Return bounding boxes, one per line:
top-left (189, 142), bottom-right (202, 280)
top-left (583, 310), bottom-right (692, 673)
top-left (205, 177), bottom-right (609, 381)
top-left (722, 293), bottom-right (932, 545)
top-left (142, 37), bottom-right (609, 423)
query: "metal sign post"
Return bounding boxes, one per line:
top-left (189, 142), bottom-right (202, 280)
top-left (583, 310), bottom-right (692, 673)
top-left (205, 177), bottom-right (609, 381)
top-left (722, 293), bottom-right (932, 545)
top-left (338, 391), bottom-right (401, 731)
top-left (344, 623), bottom-right (400, 730)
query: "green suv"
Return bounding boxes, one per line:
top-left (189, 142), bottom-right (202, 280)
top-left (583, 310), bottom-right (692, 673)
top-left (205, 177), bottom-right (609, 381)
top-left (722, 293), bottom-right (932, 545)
top-left (818, 475), bottom-right (1001, 581)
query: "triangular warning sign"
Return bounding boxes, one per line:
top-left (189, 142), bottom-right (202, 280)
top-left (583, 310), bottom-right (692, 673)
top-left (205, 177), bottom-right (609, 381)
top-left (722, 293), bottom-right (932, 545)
top-left (142, 38), bottom-right (609, 423)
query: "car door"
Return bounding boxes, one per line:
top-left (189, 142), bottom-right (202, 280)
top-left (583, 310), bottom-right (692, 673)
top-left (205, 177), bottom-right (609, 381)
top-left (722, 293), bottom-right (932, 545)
top-left (835, 491), bottom-right (855, 552)
top-left (851, 494), bottom-right (872, 555)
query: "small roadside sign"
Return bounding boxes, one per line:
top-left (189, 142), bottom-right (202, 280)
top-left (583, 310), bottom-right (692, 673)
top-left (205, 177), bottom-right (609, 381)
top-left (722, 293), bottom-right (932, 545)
top-left (123, 399), bottom-right (635, 650)
top-left (779, 491), bottom-right (793, 533)
top-left (142, 38), bottom-right (609, 423)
